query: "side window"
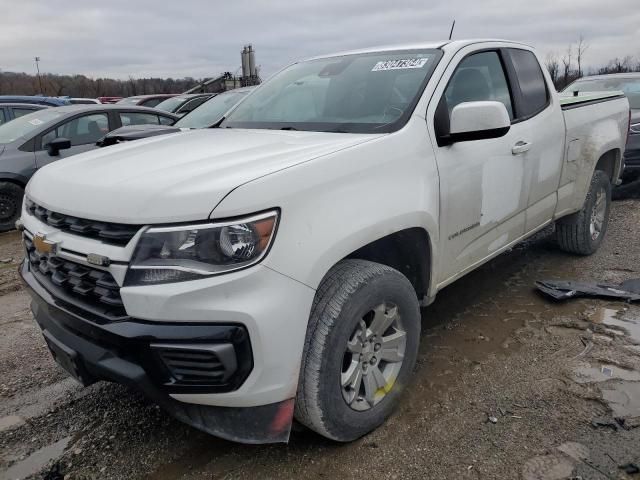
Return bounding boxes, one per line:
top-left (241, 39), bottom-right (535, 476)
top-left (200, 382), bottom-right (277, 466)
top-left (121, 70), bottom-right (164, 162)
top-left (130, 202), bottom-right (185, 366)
top-left (119, 112), bottom-right (161, 126)
top-left (13, 108), bottom-right (37, 118)
top-left (177, 97), bottom-right (207, 114)
top-left (443, 51), bottom-right (514, 119)
top-left (41, 128), bottom-right (58, 147)
top-left (159, 115), bottom-right (174, 125)
top-left (41, 113), bottom-right (109, 148)
top-left (507, 49), bottom-right (549, 118)
top-left (0, 109), bottom-right (5, 125)
top-left (141, 98), bottom-right (161, 108)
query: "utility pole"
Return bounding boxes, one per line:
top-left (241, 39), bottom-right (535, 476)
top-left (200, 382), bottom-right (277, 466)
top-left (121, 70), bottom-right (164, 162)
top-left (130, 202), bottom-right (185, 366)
top-left (34, 56), bottom-right (43, 94)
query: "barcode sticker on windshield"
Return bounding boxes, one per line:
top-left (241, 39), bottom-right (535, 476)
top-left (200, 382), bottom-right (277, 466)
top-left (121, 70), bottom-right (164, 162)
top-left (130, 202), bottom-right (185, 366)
top-left (372, 58), bottom-right (429, 71)
top-left (28, 119), bottom-right (44, 126)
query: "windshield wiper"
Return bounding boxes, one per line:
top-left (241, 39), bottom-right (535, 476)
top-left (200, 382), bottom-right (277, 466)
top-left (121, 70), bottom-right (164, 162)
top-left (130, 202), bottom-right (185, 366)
top-left (279, 126), bottom-right (299, 131)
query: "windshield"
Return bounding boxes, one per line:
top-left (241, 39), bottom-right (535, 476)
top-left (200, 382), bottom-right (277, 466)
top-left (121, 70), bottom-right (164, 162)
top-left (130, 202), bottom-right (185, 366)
top-left (222, 50), bottom-right (441, 133)
top-left (565, 77), bottom-right (640, 109)
top-left (176, 91), bottom-right (249, 128)
top-left (155, 96), bottom-right (188, 112)
top-left (0, 109), bottom-right (64, 144)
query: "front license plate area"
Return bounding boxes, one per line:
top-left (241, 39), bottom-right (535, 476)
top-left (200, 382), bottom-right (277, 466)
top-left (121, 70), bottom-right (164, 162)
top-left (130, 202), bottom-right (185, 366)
top-left (43, 330), bottom-right (94, 386)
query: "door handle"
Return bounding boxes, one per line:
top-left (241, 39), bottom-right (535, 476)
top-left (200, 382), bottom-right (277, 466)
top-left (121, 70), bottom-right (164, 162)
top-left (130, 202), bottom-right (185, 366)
top-left (512, 141), bottom-right (532, 155)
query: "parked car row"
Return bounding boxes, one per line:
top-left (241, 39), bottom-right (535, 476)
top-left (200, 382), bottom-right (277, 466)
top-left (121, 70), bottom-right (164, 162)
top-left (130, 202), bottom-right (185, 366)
top-left (0, 88), bottom-right (256, 231)
top-left (99, 87), bottom-right (253, 146)
top-left (0, 105), bottom-right (178, 230)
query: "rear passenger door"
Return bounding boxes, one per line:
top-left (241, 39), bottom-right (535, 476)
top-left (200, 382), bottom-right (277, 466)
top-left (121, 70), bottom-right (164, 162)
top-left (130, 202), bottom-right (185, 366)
top-left (34, 113), bottom-right (110, 168)
top-left (504, 48), bottom-right (565, 232)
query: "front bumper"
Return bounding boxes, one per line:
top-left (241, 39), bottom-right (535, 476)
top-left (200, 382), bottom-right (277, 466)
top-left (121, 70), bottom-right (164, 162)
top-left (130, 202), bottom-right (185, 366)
top-left (20, 257), bottom-right (313, 443)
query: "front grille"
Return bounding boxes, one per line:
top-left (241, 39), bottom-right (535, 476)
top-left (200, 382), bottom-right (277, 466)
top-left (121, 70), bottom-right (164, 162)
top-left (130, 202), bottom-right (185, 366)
top-left (25, 199), bottom-right (141, 246)
top-left (153, 344), bottom-right (238, 386)
top-left (25, 236), bottom-right (126, 319)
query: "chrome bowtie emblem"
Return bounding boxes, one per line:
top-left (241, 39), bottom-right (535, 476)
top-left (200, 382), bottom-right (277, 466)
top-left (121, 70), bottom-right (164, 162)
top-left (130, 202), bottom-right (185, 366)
top-left (33, 233), bottom-right (59, 255)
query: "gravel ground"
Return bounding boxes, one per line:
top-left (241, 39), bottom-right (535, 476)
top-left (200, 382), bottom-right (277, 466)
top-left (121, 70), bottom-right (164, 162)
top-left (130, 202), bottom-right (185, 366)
top-left (1, 199), bottom-right (640, 480)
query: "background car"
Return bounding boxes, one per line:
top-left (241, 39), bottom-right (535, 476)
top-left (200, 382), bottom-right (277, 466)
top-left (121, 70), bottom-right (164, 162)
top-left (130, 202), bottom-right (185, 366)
top-left (66, 98), bottom-right (102, 105)
top-left (153, 93), bottom-right (215, 116)
top-left (98, 87), bottom-right (254, 146)
top-left (0, 105), bottom-right (178, 231)
top-left (0, 95), bottom-right (70, 107)
top-left (97, 96), bottom-right (123, 104)
top-left (563, 73), bottom-right (640, 187)
top-left (0, 103), bottom-right (48, 126)
top-left (116, 94), bottom-right (178, 108)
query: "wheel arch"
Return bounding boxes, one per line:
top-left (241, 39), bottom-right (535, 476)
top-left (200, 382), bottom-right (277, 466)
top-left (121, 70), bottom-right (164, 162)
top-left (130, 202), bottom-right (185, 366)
top-left (0, 173), bottom-right (28, 188)
top-left (594, 148), bottom-right (623, 184)
top-left (342, 227), bottom-right (433, 303)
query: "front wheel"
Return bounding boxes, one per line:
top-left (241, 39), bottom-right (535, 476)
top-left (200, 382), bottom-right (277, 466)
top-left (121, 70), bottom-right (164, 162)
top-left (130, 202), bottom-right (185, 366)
top-left (0, 182), bottom-right (24, 233)
top-left (556, 170), bottom-right (611, 255)
top-left (295, 259), bottom-right (421, 442)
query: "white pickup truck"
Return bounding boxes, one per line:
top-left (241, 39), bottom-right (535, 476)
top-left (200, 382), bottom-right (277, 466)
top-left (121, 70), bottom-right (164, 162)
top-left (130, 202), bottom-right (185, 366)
top-left (18, 39), bottom-right (630, 444)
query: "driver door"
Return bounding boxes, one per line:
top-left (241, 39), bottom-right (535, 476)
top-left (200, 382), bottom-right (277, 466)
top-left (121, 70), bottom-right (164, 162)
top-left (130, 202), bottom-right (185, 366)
top-left (34, 113), bottom-right (110, 169)
top-left (430, 49), bottom-right (533, 285)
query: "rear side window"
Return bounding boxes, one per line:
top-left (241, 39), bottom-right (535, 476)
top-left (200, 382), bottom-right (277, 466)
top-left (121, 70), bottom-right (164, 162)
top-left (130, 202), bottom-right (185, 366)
top-left (120, 112), bottom-right (161, 126)
top-left (141, 98), bottom-right (162, 108)
top-left (508, 49), bottom-right (549, 118)
top-left (12, 108), bottom-right (37, 118)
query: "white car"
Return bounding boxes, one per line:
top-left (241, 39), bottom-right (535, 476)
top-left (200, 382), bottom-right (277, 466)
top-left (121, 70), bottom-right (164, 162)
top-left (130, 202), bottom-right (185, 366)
top-left (19, 39), bottom-right (629, 444)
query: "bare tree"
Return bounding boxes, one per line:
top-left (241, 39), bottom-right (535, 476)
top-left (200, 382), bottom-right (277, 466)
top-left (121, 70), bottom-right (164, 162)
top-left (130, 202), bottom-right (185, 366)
top-left (560, 44), bottom-right (573, 89)
top-left (576, 34), bottom-right (589, 77)
top-left (545, 52), bottom-right (560, 86)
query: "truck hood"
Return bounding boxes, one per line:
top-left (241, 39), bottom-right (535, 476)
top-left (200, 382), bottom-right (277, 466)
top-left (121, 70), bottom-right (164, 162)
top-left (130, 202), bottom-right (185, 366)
top-left (27, 128), bottom-right (382, 224)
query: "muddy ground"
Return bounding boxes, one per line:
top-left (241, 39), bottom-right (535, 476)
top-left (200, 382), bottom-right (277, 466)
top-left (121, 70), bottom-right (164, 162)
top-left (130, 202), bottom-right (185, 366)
top-left (1, 199), bottom-right (640, 480)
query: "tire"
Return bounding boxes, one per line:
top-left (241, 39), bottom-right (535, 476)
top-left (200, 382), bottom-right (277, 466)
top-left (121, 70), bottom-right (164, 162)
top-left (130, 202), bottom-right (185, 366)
top-left (295, 259), bottom-right (421, 442)
top-left (556, 170), bottom-right (611, 255)
top-left (0, 182), bottom-right (24, 233)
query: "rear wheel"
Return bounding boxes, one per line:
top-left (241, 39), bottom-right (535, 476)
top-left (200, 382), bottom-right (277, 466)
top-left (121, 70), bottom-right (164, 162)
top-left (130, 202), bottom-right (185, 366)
top-left (556, 170), bottom-right (611, 255)
top-left (0, 182), bottom-right (24, 233)
top-left (295, 259), bottom-right (420, 442)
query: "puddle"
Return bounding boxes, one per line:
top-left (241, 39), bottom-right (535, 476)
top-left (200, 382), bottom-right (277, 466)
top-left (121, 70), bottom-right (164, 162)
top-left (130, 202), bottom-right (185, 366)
top-left (590, 308), bottom-right (640, 343)
top-left (573, 307), bottom-right (640, 421)
top-left (573, 363), bottom-right (640, 383)
top-left (0, 436), bottom-right (70, 480)
top-left (601, 382), bottom-right (640, 418)
top-left (0, 415), bottom-right (25, 433)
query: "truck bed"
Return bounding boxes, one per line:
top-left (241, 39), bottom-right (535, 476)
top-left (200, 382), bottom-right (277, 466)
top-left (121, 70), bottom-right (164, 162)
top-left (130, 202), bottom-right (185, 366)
top-left (555, 91), bottom-right (630, 218)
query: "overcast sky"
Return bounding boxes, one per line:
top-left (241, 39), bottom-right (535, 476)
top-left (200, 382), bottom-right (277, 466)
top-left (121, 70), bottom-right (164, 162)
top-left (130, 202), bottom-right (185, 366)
top-left (1, 0), bottom-right (638, 80)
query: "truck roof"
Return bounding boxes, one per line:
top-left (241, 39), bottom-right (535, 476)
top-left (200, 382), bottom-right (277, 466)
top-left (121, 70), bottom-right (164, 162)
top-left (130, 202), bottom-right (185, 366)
top-left (306, 39), bottom-right (533, 61)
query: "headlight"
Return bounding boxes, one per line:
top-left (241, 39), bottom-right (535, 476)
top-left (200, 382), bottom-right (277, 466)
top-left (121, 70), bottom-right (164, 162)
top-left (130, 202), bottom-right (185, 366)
top-left (630, 122), bottom-right (640, 135)
top-left (125, 210), bottom-right (278, 285)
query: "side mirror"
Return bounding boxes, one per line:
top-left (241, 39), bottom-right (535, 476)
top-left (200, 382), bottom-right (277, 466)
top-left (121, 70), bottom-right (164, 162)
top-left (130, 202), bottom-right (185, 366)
top-left (47, 137), bottom-right (71, 156)
top-left (446, 101), bottom-right (511, 144)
